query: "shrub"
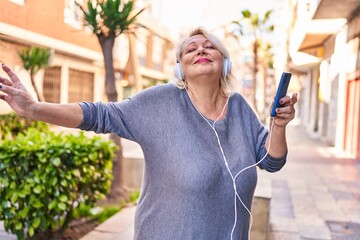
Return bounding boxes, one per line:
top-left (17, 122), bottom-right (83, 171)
top-left (0, 128), bottom-right (116, 240)
top-left (0, 113), bottom-right (48, 140)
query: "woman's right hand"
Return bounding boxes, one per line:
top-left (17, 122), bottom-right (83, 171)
top-left (0, 63), bottom-right (37, 117)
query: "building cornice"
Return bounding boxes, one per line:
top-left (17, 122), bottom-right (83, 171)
top-left (0, 22), bottom-right (103, 61)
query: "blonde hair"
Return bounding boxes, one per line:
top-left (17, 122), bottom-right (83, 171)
top-left (170, 26), bottom-right (235, 96)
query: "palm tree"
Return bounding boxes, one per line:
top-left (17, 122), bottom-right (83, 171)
top-left (75, 0), bottom-right (144, 201)
top-left (232, 9), bottom-right (274, 113)
top-left (18, 47), bottom-right (51, 102)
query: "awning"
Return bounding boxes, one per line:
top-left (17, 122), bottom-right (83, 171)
top-left (313, 0), bottom-right (360, 20)
top-left (298, 19), bottom-right (346, 56)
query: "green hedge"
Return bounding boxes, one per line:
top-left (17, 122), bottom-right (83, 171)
top-left (0, 128), bottom-right (116, 240)
top-left (0, 113), bottom-right (48, 140)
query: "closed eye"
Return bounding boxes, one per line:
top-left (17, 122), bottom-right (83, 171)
top-left (205, 45), bottom-right (216, 49)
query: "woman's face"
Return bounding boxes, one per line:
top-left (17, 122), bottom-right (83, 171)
top-left (180, 34), bottom-right (223, 80)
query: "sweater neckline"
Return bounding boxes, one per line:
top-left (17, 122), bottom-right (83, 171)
top-left (182, 88), bottom-right (232, 124)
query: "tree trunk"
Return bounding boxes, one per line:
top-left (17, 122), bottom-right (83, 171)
top-left (30, 74), bottom-right (45, 102)
top-left (98, 34), bottom-right (118, 102)
top-left (98, 33), bottom-right (129, 201)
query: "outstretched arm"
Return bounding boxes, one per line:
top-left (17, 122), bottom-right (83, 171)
top-left (0, 64), bottom-right (83, 128)
top-left (266, 93), bottom-right (297, 158)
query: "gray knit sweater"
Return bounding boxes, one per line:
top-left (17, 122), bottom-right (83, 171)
top-left (78, 83), bottom-right (286, 240)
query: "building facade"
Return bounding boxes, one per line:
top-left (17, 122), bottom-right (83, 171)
top-left (288, 0), bottom-right (360, 159)
top-left (0, 0), bottom-right (174, 113)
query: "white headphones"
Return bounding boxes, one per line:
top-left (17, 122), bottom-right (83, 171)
top-left (175, 58), bottom-right (232, 80)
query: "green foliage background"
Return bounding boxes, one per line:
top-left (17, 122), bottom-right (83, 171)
top-left (0, 114), bottom-right (116, 239)
top-left (0, 113), bottom-right (48, 140)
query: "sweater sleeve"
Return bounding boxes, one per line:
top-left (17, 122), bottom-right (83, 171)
top-left (256, 127), bottom-right (287, 172)
top-left (77, 99), bottom-right (138, 141)
top-left (76, 84), bottom-right (175, 143)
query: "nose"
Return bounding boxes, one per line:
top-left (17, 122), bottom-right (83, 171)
top-left (197, 47), bottom-right (207, 55)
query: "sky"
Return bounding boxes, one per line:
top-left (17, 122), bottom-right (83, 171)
top-left (149, 0), bottom-right (284, 38)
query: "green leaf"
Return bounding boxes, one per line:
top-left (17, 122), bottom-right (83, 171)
top-left (32, 199), bottom-right (43, 209)
top-left (10, 193), bottom-right (18, 203)
top-left (58, 202), bottom-right (66, 211)
top-left (241, 10), bottom-right (251, 18)
top-left (18, 190), bottom-right (28, 198)
top-left (32, 217), bottom-right (41, 228)
top-left (1, 178), bottom-right (9, 187)
top-left (60, 179), bottom-right (68, 187)
top-left (28, 227), bottom-right (34, 237)
top-left (15, 222), bottom-right (22, 230)
top-left (48, 200), bottom-right (57, 210)
top-left (34, 176), bottom-right (40, 184)
top-left (50, 176), bottom-right (58, 186)
top-left (263, 10), bottom-right (273, 23)
top-left (72, 169), bottom-right (80, 177)
top-left (33, 185), bottom-right (42, 194)
top-left (52, 157), bottom-right (61, 166)
top-left (10, 181), bottom-right (17, 189)
top-left (19, 206), bottom-right (30, 219)
top-left (15, 230), bottom-right (25, 240)
top-left (25, 178), bottom-right (35, 184)
top-left (59, 195), bottom-right (68, 202)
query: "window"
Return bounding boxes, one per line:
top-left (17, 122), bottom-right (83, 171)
top-left (68, 68), bottom-right (94, 102)
top-left (64, 0), bottom-right (84, 29)
top-left (43, 66), bottom-right (61, 103)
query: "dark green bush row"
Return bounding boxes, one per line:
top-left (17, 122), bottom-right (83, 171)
top-left (0, 127), bottom-right (116, 240)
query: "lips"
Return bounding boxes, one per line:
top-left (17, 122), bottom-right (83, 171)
top-left (195, 58), bottom-right (212, 64)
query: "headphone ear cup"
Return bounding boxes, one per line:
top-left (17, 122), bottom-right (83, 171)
top-left (222, 58), bottom-right (232, 77)
top-left (174, 62), bottom-right (184, 80)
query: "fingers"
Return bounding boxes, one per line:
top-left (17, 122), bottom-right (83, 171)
top-left (0, 75), bottom-right (13, 86)
top-left (291, 93), bottom-right (298, 104)
top-left (0, 83), bottom-right (18, 96)
top-left (1, 64), bottom-right (21, 84)
top-left (0, 93), bottom-right (5, 101)
top-left (274, 93), bottom-right (297, 122)
top-left (0, 64), bottom-right (13, 86)
top-left (0, 85), bottom-right (11, 103)
top-left (275, 107), bottom-right (294, 118)
top-left (279, 93), bottom-right (298, 106)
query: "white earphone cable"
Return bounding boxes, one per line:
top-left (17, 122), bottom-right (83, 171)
top-left (185, 83), bottom-right (276, 240)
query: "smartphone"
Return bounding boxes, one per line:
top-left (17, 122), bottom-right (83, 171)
top-left (271, 72), bottom-right (292, 117)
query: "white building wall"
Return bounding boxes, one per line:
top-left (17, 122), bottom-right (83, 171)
top-left (333, 26), bottom-right (352, 152)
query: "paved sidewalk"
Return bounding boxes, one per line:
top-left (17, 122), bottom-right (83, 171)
top-left (81, 206), bottom-right (136, 240)
top-left (262, 123), bottom-right (360, 240)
